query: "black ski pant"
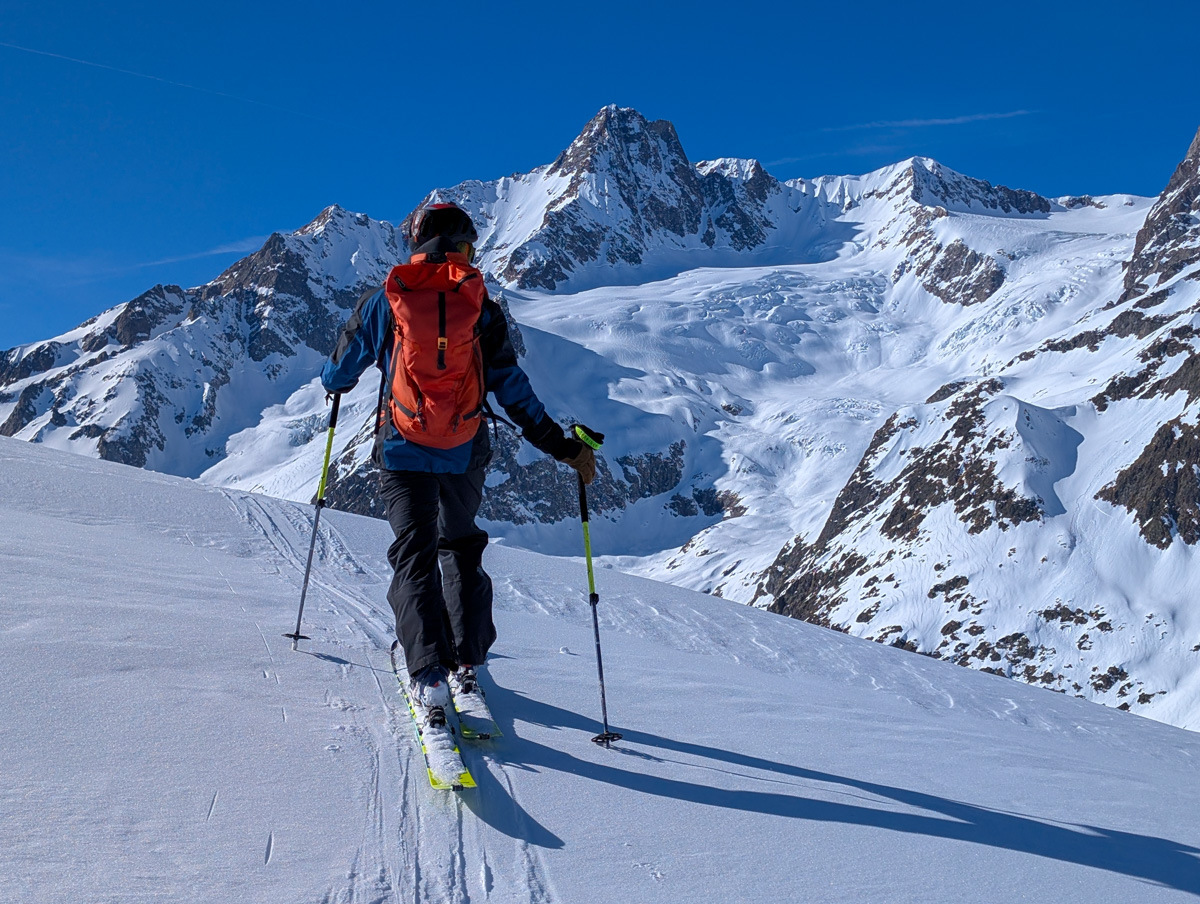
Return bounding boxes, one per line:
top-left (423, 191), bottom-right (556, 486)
top-left (380, 463), bottom-right (496, 677)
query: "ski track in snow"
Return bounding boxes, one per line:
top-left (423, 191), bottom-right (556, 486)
top-left (218, 487), bottom-right (483, 903)
top-left (205, 791), bottom-right (218, 823)
top-left (219, 485), bottom-right (561, 903)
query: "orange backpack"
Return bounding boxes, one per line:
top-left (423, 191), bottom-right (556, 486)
top-left (382, 252), bottom-right (485, 449)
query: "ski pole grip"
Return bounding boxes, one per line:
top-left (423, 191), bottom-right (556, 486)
top-left (573, 424), bottom-right (603, 450)
top-left (327, 392), bottom-right (342, 430)
top-left (315, 394), bottom-right (342, 504)
top-left (577, 474), bottom-right (589, 524)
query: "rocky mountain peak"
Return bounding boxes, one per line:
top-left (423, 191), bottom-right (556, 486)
top-left (548, 104), bottom-right (692, 180)
top-left (696, 158), bottom-right (777, 202)
top-left (815, 156), bottom-right (1051, 222)
top-left (427, 106), bottom-right (799, 291)
top-left (1120, 125), bottom-right (1200, 304)
top-left (904, 157), bottom-right (1052, 216)
top-left (544, 104), bottom-right (707, 249)
top-left (0, 204), bottom-right (402, 474)
top-left (203, 231), bottom-right (305, 300)
top-left (297, 204), bottom-right (371, 237)
top-left (205, 205), bottom-right (398, 303)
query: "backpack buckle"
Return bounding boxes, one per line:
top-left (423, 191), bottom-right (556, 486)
top-left (437, 338), bottom-right (448, 351)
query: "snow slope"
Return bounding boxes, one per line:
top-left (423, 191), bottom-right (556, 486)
top-left (3, 437), bottom-right (1199, 903)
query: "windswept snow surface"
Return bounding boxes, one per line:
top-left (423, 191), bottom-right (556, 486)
top-left (3, 437), bottom-right (1200, 903)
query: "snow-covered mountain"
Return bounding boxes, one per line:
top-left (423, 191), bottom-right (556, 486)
top-left (0, 206), bottom-right (402, 475)
top-left (4, 437), bottom-right (1199, 903)
top-left (4, 105), bottom-right (1200, 731)
top-left (758, 125), bottom-right (1200, 727)
top-left (418, 104), bottom-right (832, 291)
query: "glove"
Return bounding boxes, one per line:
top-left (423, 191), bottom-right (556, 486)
top-left (535, 418), bottom-right (601, 485)
top-left (562, 423), bottom-right (603, 485)
top-left (562, 440), bottom-right (596, 485)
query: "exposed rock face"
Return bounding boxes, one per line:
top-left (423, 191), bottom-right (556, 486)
top-left (906, 157), bottom-right (1051, 215)
top-left (1089, 322), bottom-right (1200, 411)
top-left (899, 236), bottom-right (1007, 306)
top-left (1060, 195), bottom-right (1107, 210)
top-left (73, 285), bottom-right (191, 351)
top-left (763, 380), bottom-right (1043, 625)
top-left (755, 378), bottom-right (1168, 712)
top-left (1096, 417), bottom-right (1200, 548)
top-left (0, 342), bottom-right (62, 386)
top-left (696, 158), bottom-right (779, 250)
top-left (1120, 127), bottom-right (1200, 303)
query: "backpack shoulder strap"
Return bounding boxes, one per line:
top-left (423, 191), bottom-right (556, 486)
top-left (372, 302), bottom-right (395, 459)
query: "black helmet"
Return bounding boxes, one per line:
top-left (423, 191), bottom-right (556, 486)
top-left (409, 202), bottom-right (478, 248)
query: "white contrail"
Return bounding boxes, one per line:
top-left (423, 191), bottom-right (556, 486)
top-left (824, 111), bottom-right (1034, 132)
top-left (132, 236), bottom-right (270, 269)
top-left (0, 39), bottom-right (316, 120)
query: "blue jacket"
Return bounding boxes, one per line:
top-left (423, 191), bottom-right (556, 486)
top-left (322, 256), bottom-right (565, 473)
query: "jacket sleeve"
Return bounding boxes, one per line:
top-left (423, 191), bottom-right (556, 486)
top-left (479, 295), bottom-right (575, 459)
top-left (321, 286), bottom-right (389, 393)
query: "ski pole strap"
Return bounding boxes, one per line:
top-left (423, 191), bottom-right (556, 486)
top-left (573, 424), bottom-right (604, 450)
top-left (316, 394), bottom-right (341, 504)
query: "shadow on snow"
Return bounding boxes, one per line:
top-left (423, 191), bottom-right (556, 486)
top-left (480, 685), bottom-right (1200, 893)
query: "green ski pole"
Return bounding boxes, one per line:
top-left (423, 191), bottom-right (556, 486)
top-left (574, 424), bottom-right (622, 748)
top-left (285, 393), bottom-right (341, 651)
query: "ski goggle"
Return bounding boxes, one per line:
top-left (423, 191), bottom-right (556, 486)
top-left (456, 241), bottom-right (476, 263)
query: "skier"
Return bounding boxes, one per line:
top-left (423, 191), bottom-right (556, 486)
top-left (321, 202), bottom-right (596, 728)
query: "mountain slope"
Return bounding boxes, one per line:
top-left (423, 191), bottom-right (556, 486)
top-left (0, 206), bottom-right (401, 476)
top-left (760, 127), bottom-right (1200, 729)
top-left (5, 107), bottom-right (1200, 731)
top-left (3, 436), bottom-right (1200, 903)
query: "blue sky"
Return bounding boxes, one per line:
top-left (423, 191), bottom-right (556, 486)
top-left (2, 0), bottom-right (1198, 348)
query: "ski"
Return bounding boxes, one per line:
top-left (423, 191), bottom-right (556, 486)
top-left (451, 678), bottom-right (502, 741)
top-left (389, 643), bottom-right (476, 792)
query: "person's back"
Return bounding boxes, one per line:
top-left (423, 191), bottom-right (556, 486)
top-left (382, 242), bottom-right (487, 449)
top-left (321, 202), bottom-right (595, 729)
